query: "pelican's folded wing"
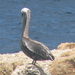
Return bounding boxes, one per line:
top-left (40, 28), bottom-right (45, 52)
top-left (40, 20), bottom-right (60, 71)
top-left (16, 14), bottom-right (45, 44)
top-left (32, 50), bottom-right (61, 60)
top-left (25, 38), bottom-right (52, 59)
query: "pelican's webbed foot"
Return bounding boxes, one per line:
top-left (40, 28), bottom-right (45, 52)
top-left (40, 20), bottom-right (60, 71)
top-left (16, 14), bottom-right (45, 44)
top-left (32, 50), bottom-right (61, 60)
top-left (32, 60), bottom-right (36, 65)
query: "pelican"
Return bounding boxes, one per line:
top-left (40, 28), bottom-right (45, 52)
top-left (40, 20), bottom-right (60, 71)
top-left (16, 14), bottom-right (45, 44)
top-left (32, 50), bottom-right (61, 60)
top-left (20, 8), bottom-right (54, 64)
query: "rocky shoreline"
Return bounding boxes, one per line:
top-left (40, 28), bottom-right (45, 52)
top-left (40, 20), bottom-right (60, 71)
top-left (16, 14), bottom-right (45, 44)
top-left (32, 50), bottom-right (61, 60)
top-left (0, 42), bottom-right (75, 75)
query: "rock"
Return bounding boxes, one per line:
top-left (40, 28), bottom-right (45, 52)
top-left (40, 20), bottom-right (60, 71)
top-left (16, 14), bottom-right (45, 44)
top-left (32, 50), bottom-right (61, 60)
top-left (0, 52), bottom-right (52, 75)
top-left (11, 64), bottom-right (51, 75)
top-left (0, 52), bottom-right (32, 75)
top-left (57, 42), bottom-right (75, 50)
top-left (11, 65), bottom-right (26, 75)
top-left (0, 42), bottom-right (75, 75)
top-left (49, 48), bottom-right (75, 75)
top-left (0, 62), bottom-right (13, 75)
top-left (60, 48), bottom-right (75, 57)
top-left (25, 64), bottom-right (41, 75)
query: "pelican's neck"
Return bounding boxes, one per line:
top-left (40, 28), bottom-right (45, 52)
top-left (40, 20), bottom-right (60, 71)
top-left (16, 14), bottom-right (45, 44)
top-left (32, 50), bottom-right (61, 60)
top-left (24, 13), bottom-right (30, 38)
top-left (22, 9), bottom-right (30, 38)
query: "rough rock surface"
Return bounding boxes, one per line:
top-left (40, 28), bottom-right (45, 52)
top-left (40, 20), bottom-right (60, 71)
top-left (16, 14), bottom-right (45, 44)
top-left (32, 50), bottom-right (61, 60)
top-left (0, 42), bottom-right (75, 75)
top-left (57, 42), bottom-right (75, 50)
top-left (0, 51), bottom-right (52, 75)
top-left (11, 63), bottom-right (51, 75)
top-left (49, 43), bottom-right (75, 75)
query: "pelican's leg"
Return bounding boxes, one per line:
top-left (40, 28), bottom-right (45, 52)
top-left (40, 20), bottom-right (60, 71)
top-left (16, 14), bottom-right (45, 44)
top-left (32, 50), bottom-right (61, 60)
top-left (32, 60), bottom-right (36, 65)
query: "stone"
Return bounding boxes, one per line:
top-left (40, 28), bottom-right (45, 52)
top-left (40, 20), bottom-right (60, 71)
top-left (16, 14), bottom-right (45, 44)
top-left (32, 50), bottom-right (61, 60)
top-left (11, 64), bottom-right (51, 75)
top-left (57, 42), bottom-right (75, 50)
top-left (49, 48), bottom-right (75, 75)
top-left (0, 42), bottom-right (75, 75)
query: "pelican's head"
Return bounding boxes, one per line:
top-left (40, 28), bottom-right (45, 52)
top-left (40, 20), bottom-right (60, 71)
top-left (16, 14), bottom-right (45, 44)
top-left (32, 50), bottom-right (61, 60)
top-left (21, 8), bottom-right (30, 13)
top-left (21, 8), bottom-right (30, 18)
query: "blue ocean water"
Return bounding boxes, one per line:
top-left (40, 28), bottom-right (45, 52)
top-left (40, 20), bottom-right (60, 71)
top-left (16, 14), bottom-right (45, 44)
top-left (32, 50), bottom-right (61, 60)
top-left (0, 0), bottom-right (75, 53)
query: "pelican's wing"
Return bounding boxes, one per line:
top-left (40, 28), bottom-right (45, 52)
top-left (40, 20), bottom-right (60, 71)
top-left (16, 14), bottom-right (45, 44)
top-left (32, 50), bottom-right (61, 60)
top-left (25, 38), bottom-right (52, 59)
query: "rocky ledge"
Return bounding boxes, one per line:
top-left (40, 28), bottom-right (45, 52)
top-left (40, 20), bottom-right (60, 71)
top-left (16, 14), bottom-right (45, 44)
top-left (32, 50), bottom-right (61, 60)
top-left (0, 42), bottom-right (75, 75)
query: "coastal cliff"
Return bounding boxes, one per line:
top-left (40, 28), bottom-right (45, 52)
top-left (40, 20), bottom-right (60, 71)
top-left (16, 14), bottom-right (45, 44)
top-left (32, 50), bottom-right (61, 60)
top-left (0, 42), bottom-right (75, 75)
